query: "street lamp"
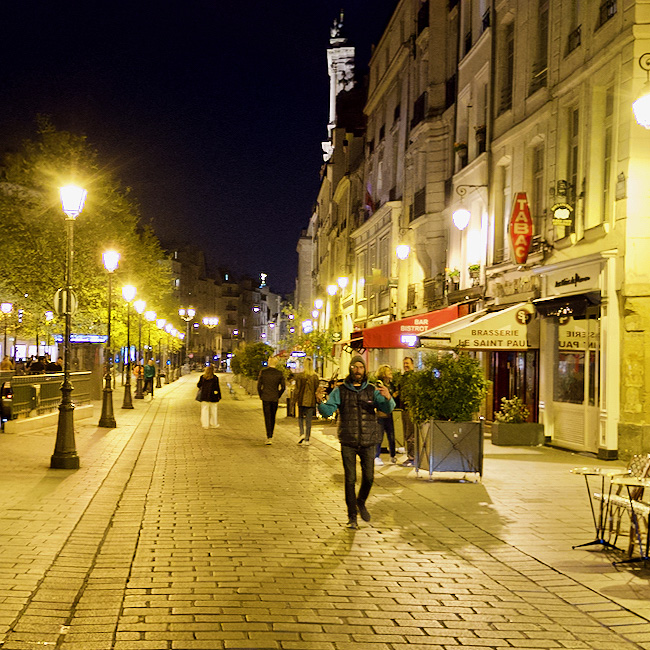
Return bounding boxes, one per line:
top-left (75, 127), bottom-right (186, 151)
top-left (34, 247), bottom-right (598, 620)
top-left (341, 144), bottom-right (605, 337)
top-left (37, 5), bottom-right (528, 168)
top-left (98, 250), bottom-right (120, 428)
top-left (144, 310), bottom-right (156, 355)
top-left (156, 318), bottom-right (166, 387)
top-left (633, 53), bottom-right (650, 128)
top-left (179, 307), bottom-right (195, 371)
top-left (1, 302), bottom-right (13, 359)
top-left (164, 323), bottom-right (173, 383)
top-left (45, 310), bottom-right (54, 353)
top-left (202, 316), bottom-right (219, 362)
top-left (51, 184), bottom-right (87, 470)
top-left (121, 285), bottom-right (136, 409)
top-left (133, 299), bottom-right (146, 399)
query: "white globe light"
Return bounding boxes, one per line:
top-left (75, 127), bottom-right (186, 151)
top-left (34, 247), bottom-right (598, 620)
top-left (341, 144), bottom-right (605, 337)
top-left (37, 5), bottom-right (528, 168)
top-left (452, 208), bottom-right (471, 230)
top-left (633, 87), bottom-right (650, 128)
top-left (396, 244), bottom-right (410, 260)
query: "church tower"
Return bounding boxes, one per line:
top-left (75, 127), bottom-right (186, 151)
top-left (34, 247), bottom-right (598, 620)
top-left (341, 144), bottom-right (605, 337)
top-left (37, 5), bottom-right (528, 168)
top-left (322, 10), bottom-right (355, 161)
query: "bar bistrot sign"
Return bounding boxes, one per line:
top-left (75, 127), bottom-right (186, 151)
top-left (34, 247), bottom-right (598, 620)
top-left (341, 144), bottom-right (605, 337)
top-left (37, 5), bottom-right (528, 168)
top-left (509, 192), bottom-right (533, 264)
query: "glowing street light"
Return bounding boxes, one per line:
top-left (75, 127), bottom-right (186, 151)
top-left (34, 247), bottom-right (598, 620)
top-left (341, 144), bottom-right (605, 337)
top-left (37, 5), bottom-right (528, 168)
top-left (51, 184), bottom-right (87, 470)
top-left (121, 285), bottom-right (136, 409)
top-left (133, 299), bottom-right (146, 399)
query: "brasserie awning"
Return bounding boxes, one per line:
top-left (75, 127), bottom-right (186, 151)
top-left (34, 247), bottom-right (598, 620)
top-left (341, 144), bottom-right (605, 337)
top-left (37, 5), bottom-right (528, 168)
top-left (419, 302), bottom-right (539, 350)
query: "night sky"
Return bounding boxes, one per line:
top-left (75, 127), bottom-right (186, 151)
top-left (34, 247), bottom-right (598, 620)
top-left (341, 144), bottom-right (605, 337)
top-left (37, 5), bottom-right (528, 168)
top-left (0, 1), bottom-right (397, 294)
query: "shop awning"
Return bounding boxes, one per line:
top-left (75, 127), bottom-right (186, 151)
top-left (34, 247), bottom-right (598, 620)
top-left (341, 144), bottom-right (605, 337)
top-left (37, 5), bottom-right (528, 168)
top-left (420, 302), bottom-right (539, 350)
top-left (533, 291), bottom-right (600, 319)
top-left (351, 304), bottom-right (460, 349)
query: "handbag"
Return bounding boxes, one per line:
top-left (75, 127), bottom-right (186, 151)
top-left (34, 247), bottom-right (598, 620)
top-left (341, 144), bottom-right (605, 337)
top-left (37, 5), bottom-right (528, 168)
top-left (196, 388), bottom-right (202, 401)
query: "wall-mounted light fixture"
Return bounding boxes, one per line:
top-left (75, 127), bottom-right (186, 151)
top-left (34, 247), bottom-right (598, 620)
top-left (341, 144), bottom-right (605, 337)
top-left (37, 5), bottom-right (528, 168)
top-left (633, 53), bottom-right (650, 128)
top-left (452, 184), bottom-right (487, 230)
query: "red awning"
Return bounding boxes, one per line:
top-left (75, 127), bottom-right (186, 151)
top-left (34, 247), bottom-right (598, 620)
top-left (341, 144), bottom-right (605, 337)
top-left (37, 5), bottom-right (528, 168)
top-left (353, 304), bottom-right (460, 349)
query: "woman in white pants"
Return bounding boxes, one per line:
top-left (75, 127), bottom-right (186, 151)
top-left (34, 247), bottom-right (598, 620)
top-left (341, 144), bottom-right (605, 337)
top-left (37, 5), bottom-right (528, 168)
top-left (197, 365), bottom-right (222, 428)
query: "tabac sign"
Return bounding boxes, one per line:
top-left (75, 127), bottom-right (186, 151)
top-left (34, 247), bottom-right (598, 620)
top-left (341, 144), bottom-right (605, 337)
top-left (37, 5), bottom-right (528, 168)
top-left (509, 192), bottom-right (533, 264)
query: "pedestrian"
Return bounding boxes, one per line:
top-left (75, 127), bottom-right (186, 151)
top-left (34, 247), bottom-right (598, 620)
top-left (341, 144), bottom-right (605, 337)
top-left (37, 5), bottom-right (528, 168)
top-left (143, 359), bottom-right (156, 398)
top-left (398, 356), bottom-right (416, 466)
top-left (257, 356), bottom-right (286, 445)
top-left (0, 356), bottom-right (13, 370)
top-left (374, 364), bottom-right (398, 466)
top-left (317, 355), bottom-right (395, 529)
top-left (28, 356), bottom-right (46, 374)
top-left (294, 357), bottom-right (320, 446)
top-left (197, 365), bottom-right (222, 429)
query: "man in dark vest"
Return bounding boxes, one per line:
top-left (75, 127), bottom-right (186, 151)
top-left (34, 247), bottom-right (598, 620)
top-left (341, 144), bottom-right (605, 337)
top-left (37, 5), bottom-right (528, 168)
top-left (257, 356), bottom-right (286, 445)
top-left (318, 355), bottom-right (395, 529)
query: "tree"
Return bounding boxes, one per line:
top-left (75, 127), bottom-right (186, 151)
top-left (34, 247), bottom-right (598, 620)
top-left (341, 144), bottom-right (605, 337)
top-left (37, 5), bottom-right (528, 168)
top-left (231, 342), bottom-right (273, 379)
top-left (279, 304), bottom-right (336, 368)
top-left (0, 118), bottom-right (174, 350)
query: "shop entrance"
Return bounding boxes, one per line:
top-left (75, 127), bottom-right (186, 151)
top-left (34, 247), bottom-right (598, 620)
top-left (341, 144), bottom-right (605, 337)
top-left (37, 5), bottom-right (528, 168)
top-left (489, 350), bottom-right (539, 421)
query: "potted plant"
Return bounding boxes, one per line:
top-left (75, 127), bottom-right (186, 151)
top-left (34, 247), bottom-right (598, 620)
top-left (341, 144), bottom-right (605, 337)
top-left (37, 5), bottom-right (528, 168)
top-left (453, 140), bottom-right (468, 153)
top-left (446, 267), bottom-right (460, 291)
top-left (491, 396), bottom-right (544, 446)
top-left (401, 351), bottom-right (488, 478)
top-left (468, 263), bottom-right (480, 278)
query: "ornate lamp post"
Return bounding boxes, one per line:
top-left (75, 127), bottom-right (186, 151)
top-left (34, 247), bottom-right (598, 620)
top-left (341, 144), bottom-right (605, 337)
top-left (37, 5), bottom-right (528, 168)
top-left (1, 302), bottom-right (13, 359)
top-left (121, 285), bottom-right (136, 409)
top-left (164, 323), bottom-right (173, 382)
top-left (202, 316), bottom-right (219, 363)
top-left (98, 250), bottom-right (120, 428)
top-left (45, 310), bottom-right (54, 354)
top-left (133, 299), bottom-right (146, 399)
top-left (179, 307), bottom-right (195, 372)
top-left (155, 318), bottom-right (166, 387)
top-left (144, 310), bottom-right (156, 357)
top-left (51, 184), bottom-right (87, 470)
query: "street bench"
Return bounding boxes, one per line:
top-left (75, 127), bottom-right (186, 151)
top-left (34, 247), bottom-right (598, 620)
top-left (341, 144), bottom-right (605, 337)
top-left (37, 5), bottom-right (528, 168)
top-left (571, 454), bottom-right (650, 563)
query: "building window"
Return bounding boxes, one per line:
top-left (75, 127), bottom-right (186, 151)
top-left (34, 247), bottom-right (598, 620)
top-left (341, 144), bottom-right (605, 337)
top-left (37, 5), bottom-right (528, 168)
top-left (499, 23), bottom-right (514, 114)
top-left (411, 92), bottom-right (427, 128)
top-left (530, 0), bottom-right (548, 94)
top-left (597, 0), bottom-right (617, 29)
top-left (602, 87), bottom-right (614, 224)
top-left (417, 0), bottom-right (429, 35)
top-left (493, 164), bottom-right (511, 263)
top-left (532, 145), bottom-right (545, 243)
top-left (379, 124), bottom-right (385, 141)
top-left (414, 188), bottom-right (426, 219)
top-left (394, 103), bottom-right (401, 123)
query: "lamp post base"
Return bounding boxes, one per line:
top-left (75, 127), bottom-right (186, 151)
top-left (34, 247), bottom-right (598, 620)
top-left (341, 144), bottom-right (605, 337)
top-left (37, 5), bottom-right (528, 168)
top-left (122, 381), bottom-right (134, 409)
top-left (156, 373), bottom-right (162, 388)
top-left (135, 376), bottom-right (144, 399)
top-left (98, 374), bottom-right (117, 428)
top-left (51, 381), bottom-right (79, 469)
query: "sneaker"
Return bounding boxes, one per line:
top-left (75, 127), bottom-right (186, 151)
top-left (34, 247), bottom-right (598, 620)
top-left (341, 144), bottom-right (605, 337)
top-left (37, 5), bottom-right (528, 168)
top-left (297, 438), bottom-right (305, 445)
top-left (356, 500), bottom-right (371, 522)
top-left (401, 458), bottom-right (415, 467)
top-left (390, 456), bottom-right (397, 464)
top-left (265, 438), bottom-right (273, 445)
top-left (303, 440), bottom-right (310, 446)
top-left (374, 457), bottom-right (384, 466)
top-left (347, 518), bottom-right (359, 530)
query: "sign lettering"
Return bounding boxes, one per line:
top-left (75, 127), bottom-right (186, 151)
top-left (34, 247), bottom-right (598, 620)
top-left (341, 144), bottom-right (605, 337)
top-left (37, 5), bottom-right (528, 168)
top-left (509, 192), bottom-right (533, 264)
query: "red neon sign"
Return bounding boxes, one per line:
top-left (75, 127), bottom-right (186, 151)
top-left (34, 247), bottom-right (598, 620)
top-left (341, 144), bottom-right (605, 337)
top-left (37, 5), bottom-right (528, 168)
top-left (509, 192), bottom-right (533, 264)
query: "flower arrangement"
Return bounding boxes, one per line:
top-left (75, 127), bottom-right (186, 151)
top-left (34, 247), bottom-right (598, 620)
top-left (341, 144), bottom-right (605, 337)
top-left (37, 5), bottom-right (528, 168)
top-left (468, 264), bottom-right (480, 275)
top-left (446, 267), bottom-right (460, 279)
top-left (494, 396), bottom-right (530, 423)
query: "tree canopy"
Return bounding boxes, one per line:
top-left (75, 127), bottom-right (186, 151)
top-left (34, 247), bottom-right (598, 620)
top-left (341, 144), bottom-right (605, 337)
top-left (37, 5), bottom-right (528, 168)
top-left (0, 119), bottom-right (177, 350)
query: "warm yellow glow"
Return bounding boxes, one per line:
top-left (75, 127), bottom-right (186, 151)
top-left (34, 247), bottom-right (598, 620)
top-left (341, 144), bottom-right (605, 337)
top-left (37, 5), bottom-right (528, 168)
top-left (1, 302), bottom-right (13, 315)
top-left (144, 310), bottom-right (157, 322)
top-left (102, 250), bottom-right (120, 273)
top-left (133, 299), bottom-right (146, 315)
top-left (60, 185), bottom-right (87, 218)
top-left (45, 311), bottom-right (54, 322)
top-left (337, 276), bottom-right (349, 289)
top-left (314, 298), bottom-right (324, 310)
top-left (311, 309), bottom-right (319, 318)
top-left (179, 307), bottom-right (195, 319)
top-left (165, 323), bottom-right (173, 333)
top-left (122, 285), bottom-right (136, 302)
top-left (202, 316), bottom-right (219, 328)
top-left (396, 244), bottom-right (410, 260)
top-left (327, 284), bottom-right (338, 296)
top-left (452, 208), bottom-right (471, 230)
top-left (467, 230), bottom-right (482, 265)
top-left (156, 318), bottom-right (166, 329)
top-left (633, 84), bottom-right (650, 128)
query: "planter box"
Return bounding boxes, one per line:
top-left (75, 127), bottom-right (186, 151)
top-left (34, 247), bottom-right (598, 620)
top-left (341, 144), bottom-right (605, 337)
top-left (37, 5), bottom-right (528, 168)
top-left (415, 420), bottom-right (483, 480)
top-left (491, 422), bottom-right (544, 446)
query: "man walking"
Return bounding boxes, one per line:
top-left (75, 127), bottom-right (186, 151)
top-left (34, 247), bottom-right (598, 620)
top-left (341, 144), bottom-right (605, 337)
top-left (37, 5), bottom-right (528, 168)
top-left (257, 356), bottom-right (286, 445)
top-left (317, 355), bottom-right (395, 529)
top-left (143, 359), bottom-right (156, 398)
top-left (399, 356), bottom-right (416, 466)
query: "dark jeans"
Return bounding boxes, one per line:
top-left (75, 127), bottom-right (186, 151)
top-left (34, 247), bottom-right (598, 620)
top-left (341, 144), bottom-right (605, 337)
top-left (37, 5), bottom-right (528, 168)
top-left (144, 377), bottom-right (154, 396)
top-left (298, 406), bottom-right (315, 441)
top-left (341, 444), bottom-right (375, 520)
top-left (262, 400), bottom-right (279, 438)
top-left (376, 414), bottom-right (396, 458)
top-left (401, 409), bottom-right (415, 459)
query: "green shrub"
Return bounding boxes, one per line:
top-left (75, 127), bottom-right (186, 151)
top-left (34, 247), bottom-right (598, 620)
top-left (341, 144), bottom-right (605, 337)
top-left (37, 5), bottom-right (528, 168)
top-left (400, 352), bottom-right (488, 423)
top-left (494, 396), bottom-right (530, 423)
top-left (231, 342), bottom-right (274, 379)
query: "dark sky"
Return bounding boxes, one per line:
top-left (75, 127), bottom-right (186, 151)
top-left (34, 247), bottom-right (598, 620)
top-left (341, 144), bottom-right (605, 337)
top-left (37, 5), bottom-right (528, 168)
top-left (0, 1), bottom-right (397, 294)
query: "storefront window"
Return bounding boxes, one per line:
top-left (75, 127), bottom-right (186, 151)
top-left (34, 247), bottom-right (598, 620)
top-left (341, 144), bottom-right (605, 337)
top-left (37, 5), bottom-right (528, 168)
top-left (554, 351), bottom-right (585, 404)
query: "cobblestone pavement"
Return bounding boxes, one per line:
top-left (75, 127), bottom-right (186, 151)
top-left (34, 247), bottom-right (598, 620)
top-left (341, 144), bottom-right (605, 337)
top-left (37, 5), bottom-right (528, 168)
top-left (0, 373), bottom-right (649, 650)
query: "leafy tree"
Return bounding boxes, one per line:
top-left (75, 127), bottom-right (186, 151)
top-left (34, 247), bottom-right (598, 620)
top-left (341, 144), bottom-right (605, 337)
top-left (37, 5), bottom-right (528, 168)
top-left (279, 304), bottom-right (335, 366)
top-left (0, 118), bottom-right (175, 351)
top-left (231, 342), bottom-right (273, 379)
top-left (400, 352), bottom-right (488, 423)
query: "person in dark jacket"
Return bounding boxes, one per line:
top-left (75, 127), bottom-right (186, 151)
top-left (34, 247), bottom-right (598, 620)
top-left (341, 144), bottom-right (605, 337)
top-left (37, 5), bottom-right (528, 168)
top-left (318, 355), bottom-right (395, 529)
top-left (293, 357), bottom-right (320, 446)
top-left (257, 356), bottom-right (286, 445)
top-left (197, 365), bottom-right (222, 429)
